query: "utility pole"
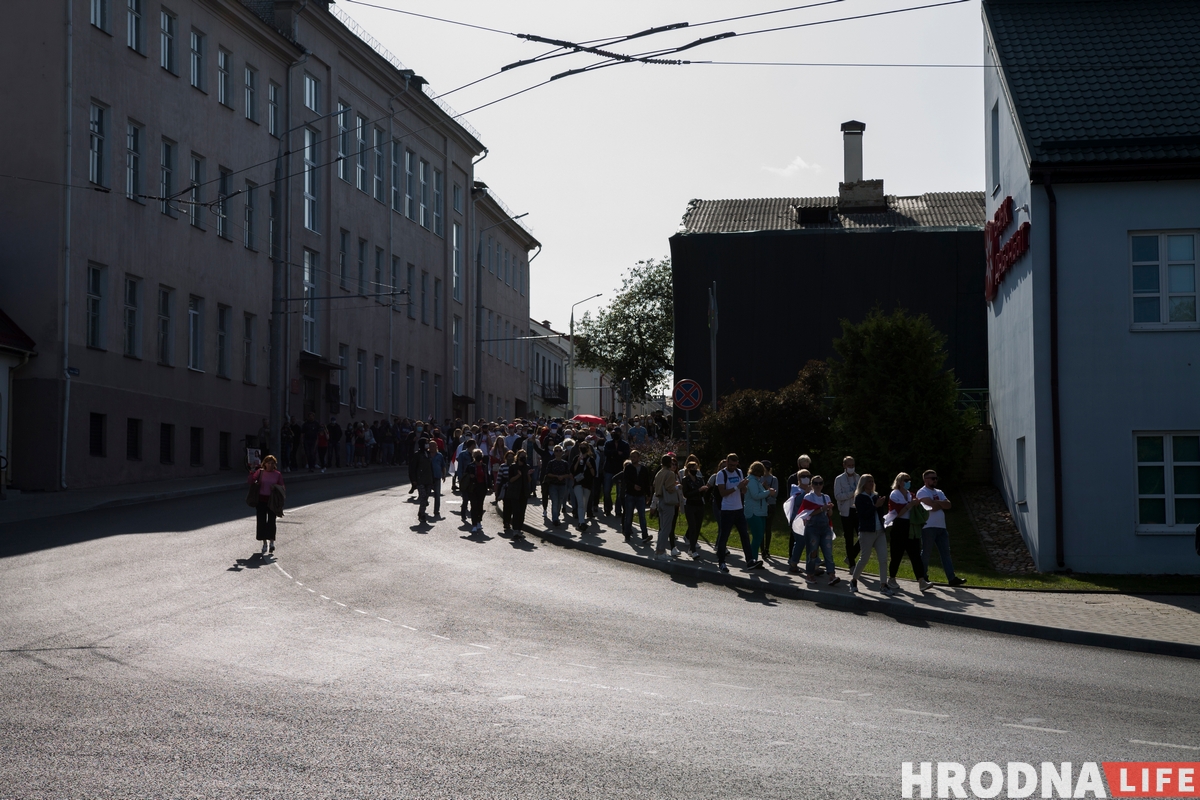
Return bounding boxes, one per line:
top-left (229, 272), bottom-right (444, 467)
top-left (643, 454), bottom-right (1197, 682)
top-left (568, 293), bottom-right (602, 418)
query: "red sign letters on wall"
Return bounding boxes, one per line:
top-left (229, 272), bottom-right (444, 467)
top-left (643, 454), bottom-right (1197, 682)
top-left (985, 195), bottom-right (1031, 302)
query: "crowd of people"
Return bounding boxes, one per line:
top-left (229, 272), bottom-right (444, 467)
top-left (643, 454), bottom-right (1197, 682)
top-left (251, 412), bottom-right (968, 594)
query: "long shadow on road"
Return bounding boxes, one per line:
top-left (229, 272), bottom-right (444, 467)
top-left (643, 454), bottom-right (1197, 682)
top-left (0, 471), bottom-right (409, 560)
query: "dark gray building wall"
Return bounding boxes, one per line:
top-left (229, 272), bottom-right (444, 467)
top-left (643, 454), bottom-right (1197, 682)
top-left (670, 227), bottom-right (987, 403)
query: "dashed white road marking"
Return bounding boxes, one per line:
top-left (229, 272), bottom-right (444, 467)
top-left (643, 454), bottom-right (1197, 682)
top-left (634, 672), bottom-right (670, 678)
top-left (458, 652), bottom-right (484, 657)
top-left (401, 625), bottom-right (417, 631)
top-left (513, 653), bottom-right (538, 659)
top-left (273, 564), bottom-right (293, 580)
top-left (894, 709), bottom-right (949, 718)
top-left (334, 602), bottom-right (347, 607)
top-left (306, 588), bottom-right (315, 593)
top-left (431, 634), bottom-right (451, 640)
top-left (319, 595), bottom-right (330, 600)
top-left (295, 582), bottom-right (303, 586)
top-left (1003, 723), bottom-right (1067, 733)
top-left (712, 682), bottom-right (754, 690)
top-left (799, 695), bottom-right (845, 704)
top-left (566, 663), bottom-right (596, 669)
top-left (377, 618), bottom-right (391, 623)
top-left (354, 609), bottom-right (368, 615)
top-left (467, 644), bottom-right (491, 649)
top-left (1130, 739), bottom-right (1200, 751)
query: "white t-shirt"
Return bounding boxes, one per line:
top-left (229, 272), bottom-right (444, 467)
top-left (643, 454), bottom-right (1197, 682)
top-left (889, 489), bottom-right (912, 520)
top-left (718, 468), bottom-right (744, 511)
top-left (917, 486), bottom-right (947, 528)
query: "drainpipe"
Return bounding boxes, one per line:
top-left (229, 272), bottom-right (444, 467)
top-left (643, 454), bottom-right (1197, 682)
top-left (60, 0), bottom-right (74, 490)
top-left (386, 74), bottom-right (413, 419)
top-left (1045, 177), bottom-right (1065, 569)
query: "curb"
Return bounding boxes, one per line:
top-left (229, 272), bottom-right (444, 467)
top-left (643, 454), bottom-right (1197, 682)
top-left (87, 466), bottom-right (408, 513)
top-left (523, 526), bottom-right (1200, 661)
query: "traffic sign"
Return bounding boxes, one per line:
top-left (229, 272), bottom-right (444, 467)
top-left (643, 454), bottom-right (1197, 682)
top-left (673, 379), bottom-right (703, 412)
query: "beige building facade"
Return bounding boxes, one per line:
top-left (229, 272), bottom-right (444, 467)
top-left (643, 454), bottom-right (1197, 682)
top-left (0, 0), bottom-right (536, 490)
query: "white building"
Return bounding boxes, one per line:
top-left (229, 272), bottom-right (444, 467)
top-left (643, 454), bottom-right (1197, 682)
top-left (984, 0), bottom-right (1200, 574)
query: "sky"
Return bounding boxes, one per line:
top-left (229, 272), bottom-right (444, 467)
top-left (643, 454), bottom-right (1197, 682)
top-left (336, 0), bottom-right (987, 331)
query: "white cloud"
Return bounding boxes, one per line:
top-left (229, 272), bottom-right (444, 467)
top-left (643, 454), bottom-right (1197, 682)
top-left (763, 155), bottom-right (823, 178)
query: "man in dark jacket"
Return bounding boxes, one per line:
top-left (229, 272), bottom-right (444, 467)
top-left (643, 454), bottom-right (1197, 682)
top-left (621, 450), bottom-right (653, 543)
top-left (301, 412), bottom-right (321, 472)
top-left (413, 439), bottom-right (437, 524)
top-left (602, 429), bottom-right (631, 516)
top-left (326, 418), bottom-right (343, 468)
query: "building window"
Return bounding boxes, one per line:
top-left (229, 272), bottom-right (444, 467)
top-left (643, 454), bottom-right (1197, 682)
top-left (505, 321), bottom-right (511, 364)
top-left (159, 10), bottom-right (175, 73)
top-left (303, 72), bottom-right (319, 112)
top-left (242, 313), bottom-right (255, 383)
top-left (216, 305), bottom-right (231, 377)
top-left (357, 238), bottom-right (367, 295)
top-left (1137, 433), bottom-right (1200, 530)
top-left (374, 248), bottom-right (384, 301)
top-left (217, 49), bottom-right (230, 106)
top-left (433, 375), bottom-right (441, 420)
top-left (244, 181), bottom-right (257, 249)
top-left (123, 275), bottom-right (141, 357)
top-left (89, 104), bottom-right (106, 186)
top-left (390, 360), bottom-right (399, 415)
top-left (189, 30), bottom-right (204, 90)
top-left (268, 191), bottom-right (277, 258)
top-left (302, 249), bottom-right (318, 354)
top-left (338, 229), bottom-right (349, 289)
top-left (244, 65), bottom-right (257, 121)
top-left (125, 121), bottom-right (142, 200)
top-left (86, 263), bottom-right (105, 349)
top-left (420, 271), bottom-right (429, 324)
top-left (504, 248), bottom-right (511, 286)
top-left (90, 413), bottom-right (107, 457)
top-left (127, 0), bottom-right (143, 52)
top-left (406, 265), bottom-right (416, 319)
top-left (374, 355), bottom-right (383, 411)
top-left (338, 343), bottom-right (348, 397)
top-left (434, 278), bottom-right (442, 329)
top-left (452, 223), bottom-right (462, 302)
top-left (159, 138), bottom-right (174, 216)
top-left (157, 286), bottom-right (173, 365)
top-left (404, 149), bottom-right (416, 220)
top-left (373, 128), bottom-right (384, 202)
top-left (187, 295), bottom-right (203, 370)
top-left (216, 168), bottom-right (231, 239)
top-left (303, 128), bottom-right (318, 232)
top-left (159, 422), bottom-right (175, 464)
top-left (126, 418), bottom-right (142, 460)
top-left (390, 140), bottom-right (401, 212)
top-left (337, 103), bottom-right (350, 182)
top-left (1015, 436), bottom-right (1027, 503)
top-left (189, 426), bottom-right (204, 466)
top-left (453, 183), bottom-right (462, 213)
top-left (1132, 232), bottom-right (1197, 328)
top-left (91, 0), bottom-right (109, 31)
top-left (418, 159), bottom-right (429, 228)
top-left (990, 101), bottom-right (1000, 193)
top-left (219, 431), bottom-right (231, 470)
top-left (433, 169), bottom-right (444, 236)
top-left (406, 365), bottom-right (415, 418)
top-left (268, 81), bottom-right (280, 136)
top-left (452, 316), bottom-right (462, 394)
top-left (356, 350), bottom-right (366, 407)
top-left (487, 235), bottom-right (494, 273)
top-left (487, 311), bottom-right (494, 356)
top-left (188, 154), bottom-right (204, 228)
top-left (354, 115), bottom-right (367, 192)
top-left (420, 370), bottom-right (429, 419)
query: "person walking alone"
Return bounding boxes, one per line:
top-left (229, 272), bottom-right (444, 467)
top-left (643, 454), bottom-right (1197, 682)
top-left (248, 455), bottom-right (285, 557)
top-left (847, 474), bottom-right (891, 594)
top-left (413, 440), bottom-right (437, 524)
top-left (463, 449), bottom-right (490, 534)
top-left (885, 473), bottom-right (926, 593)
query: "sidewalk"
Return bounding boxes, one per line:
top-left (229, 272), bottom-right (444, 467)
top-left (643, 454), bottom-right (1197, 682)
top-left (518, 509), bottom-right (1200, 660)
top-left (0, 465), bottom-right (405, 526)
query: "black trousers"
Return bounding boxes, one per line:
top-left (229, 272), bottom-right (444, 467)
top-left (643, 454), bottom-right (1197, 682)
top-left (468, 486), bottom-right (486, 525)
top-left (763, 503), bottom-right (778, 555)
top-left (505, 496), bottom-right (528, 531)
top-left (255, 499), bottom-right (277, 541)
top-left (684, 504), bottom-right (705, 552)
top-left (888, 519), bottom-right (924, 578)
top-left (842, 507), bottom-right (860, 566)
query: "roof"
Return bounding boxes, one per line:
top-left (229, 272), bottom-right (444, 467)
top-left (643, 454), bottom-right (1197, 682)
top-left (677, 192), bottom-right (986, 235)
top-left (985, 0), bottom-right (1200, 169)
top-left (0, 308), bottom-right (36, 354)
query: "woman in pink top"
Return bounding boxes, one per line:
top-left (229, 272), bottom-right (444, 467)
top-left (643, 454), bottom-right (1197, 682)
top-left (248, 455), bottom-right (285, 556)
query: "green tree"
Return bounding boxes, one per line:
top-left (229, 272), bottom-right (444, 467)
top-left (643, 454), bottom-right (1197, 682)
top-left (574, 258), bottom-right (673, 400)
top-left (699, 361), bottom-right (832, 473)
top-left (827, 308), bottom-right (975, 487)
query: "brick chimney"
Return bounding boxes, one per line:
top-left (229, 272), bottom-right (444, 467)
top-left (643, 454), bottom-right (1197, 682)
top-left (838, 120), bottom-right (886, 211)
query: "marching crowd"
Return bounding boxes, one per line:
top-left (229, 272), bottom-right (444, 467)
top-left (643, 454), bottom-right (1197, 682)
top-left (248, 413), bottom-right (968, 595)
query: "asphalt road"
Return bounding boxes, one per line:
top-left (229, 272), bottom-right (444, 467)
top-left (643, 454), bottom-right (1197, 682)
top-left (1, 470), bottom-right (1197, 799)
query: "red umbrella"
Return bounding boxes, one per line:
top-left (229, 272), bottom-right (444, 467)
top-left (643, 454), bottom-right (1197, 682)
top-left (572, 414), bottom-right (605, 427)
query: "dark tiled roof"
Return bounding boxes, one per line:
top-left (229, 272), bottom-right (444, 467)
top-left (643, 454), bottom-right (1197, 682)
top-left (0, 308), bottom-right (36, 354)
top-left (985, 0), bottom-right (1200, 166)
top-left (678, 193), bottom-right (985, 234)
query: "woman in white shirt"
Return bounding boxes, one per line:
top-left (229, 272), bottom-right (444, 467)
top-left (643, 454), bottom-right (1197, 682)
top-left (884, 472), bottom-right (925, 592)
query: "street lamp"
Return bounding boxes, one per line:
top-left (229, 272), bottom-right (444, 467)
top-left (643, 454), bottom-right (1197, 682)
top-left (473, 205), bottom-right (528, 421)
top-left (568, 293), bottom-right (602, 418)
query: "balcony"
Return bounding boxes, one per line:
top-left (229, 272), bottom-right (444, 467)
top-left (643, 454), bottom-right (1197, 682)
top-left (536, 382), bottom-right (568, 405)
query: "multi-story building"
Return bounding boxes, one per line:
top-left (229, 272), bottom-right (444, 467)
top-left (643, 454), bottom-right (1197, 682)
top-left (983, 0), bottom-right (1200, 574)
top-left (1, 0), bottom-right (535, 490)
top-left (528, 319), bottom-right (568, 418)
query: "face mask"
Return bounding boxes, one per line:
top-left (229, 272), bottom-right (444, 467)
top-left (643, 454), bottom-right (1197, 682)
top-left (904, 481), bottom-right (911, 490)
top-left (846, 467), bottom-right (855, 475)
top-left (800, 477), bottom-right (811, 486)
